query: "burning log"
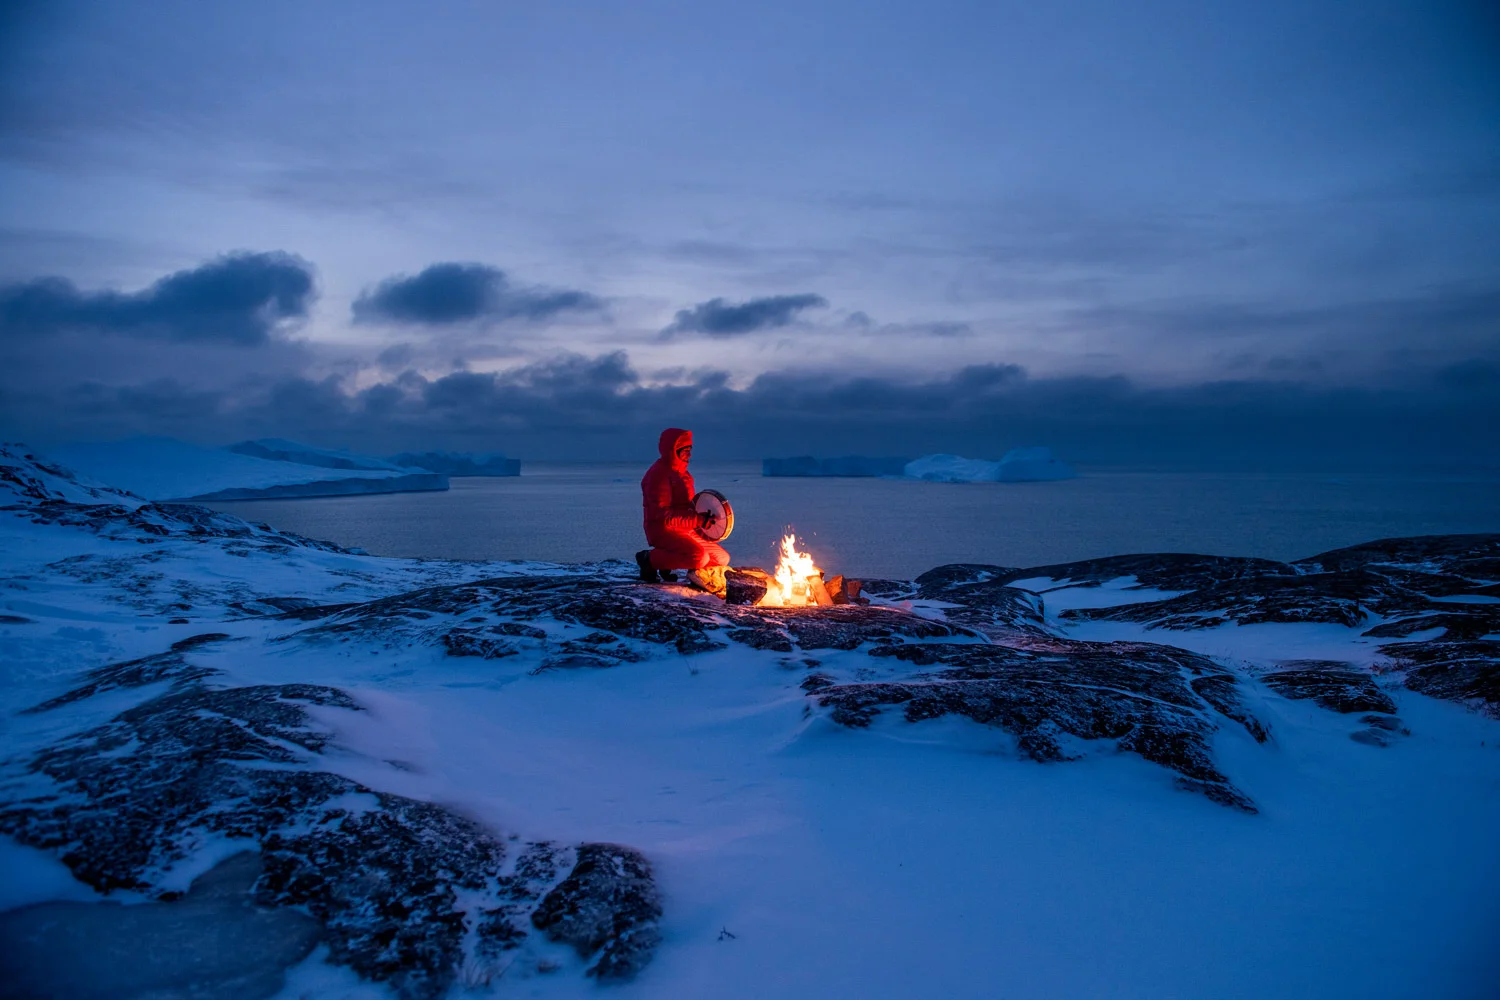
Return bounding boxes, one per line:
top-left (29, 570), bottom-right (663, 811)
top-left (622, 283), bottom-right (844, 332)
top-left (723, 534), bottom-right (857, 609)
top-left (825, 575), bottom-right (868, 606)
top-left (725, 567), bottom-right (772, 606)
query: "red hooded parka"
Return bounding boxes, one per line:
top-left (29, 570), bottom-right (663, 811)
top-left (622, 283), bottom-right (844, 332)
top-left (641, 427), bottom-right (729, 571)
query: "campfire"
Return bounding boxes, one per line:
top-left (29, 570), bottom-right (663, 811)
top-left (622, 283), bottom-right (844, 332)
top-left (725, 532), bottom-right (864, 608)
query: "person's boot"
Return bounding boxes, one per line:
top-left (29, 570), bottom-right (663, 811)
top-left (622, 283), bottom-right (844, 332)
top-left (658, 569), bottom-right (677, 583)
top-left (635, 550), bottom-right (660, 584)
top-left (687, 566), bottom-right (727, 596)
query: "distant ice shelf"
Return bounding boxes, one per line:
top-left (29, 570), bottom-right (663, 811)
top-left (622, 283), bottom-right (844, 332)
top-left (51, 437), bottom-right (448, 501)
top-left (226, 438), bottom-right (408, 472)
top-left (904, 447), bottom-right (1076, 483)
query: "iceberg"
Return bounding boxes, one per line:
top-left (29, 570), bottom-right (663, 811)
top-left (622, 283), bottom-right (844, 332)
top-left (904, 447), bottom-right (1075, 483)
top-left (762, 456), bottom-right (910, 477)
top-left (226, 438), bottom-right (406, 472)
top-left (388, 451), bottom-right (522, 476)
top-left (50, 437), bottom-right (447, 501)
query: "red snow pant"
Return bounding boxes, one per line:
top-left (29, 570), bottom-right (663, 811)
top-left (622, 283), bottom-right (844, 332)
top-left (647, 530), bottom-right (729, 571)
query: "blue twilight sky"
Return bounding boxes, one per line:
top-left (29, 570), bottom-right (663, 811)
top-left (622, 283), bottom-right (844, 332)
top-left (0, 0), bottom-right (1497, 464)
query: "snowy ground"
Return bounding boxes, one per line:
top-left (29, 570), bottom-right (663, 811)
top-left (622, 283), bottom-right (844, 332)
top-left (1, 444), bottom-right (1497, 999)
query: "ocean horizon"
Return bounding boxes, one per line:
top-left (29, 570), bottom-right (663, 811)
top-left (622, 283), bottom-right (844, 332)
top-left (202, 462), bottom-right (1500, 580)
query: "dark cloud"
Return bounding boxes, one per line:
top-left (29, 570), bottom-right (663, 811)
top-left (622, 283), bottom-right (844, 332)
top-left (662, 293), bottom-right (828, 338)
top-left (13, 349), bottom-right (1496, 471)
top-left (351, 262), bottom-right (601, 326)
top-left (375, 342), bottom-right (416, 370)
top-left (0, 251), bottom-right (315, 345)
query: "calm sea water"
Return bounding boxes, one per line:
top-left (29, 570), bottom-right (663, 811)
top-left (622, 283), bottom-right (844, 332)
top-left (203, 463), bottom-right (1500, 581)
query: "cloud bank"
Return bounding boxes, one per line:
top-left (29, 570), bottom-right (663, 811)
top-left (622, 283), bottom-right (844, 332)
top-left (0, 252), bottom-right (315, 345)
top-left (6, 348), bottom-right (1495, 470)
top-left (351, 262), bottom-right (601, 326)
top-left (662, 294), bottom-right (828, 338)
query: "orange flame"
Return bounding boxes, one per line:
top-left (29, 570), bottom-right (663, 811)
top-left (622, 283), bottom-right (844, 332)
top-left (759, 532), bottom-right (822, 607)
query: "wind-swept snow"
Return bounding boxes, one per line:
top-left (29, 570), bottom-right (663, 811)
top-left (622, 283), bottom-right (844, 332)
top-left (1, 443), bottom-right (1497, 1000)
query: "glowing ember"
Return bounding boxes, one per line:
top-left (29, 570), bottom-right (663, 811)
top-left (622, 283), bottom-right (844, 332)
top-left (759, 532), bottom-right (823, 607)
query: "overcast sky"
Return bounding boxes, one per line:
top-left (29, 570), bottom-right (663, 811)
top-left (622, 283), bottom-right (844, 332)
top-left (1, 0), bottom-right (1497, 464)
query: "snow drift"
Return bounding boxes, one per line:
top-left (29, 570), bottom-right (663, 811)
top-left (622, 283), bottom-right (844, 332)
top-left (904, 446), bottom-right (1075, 482)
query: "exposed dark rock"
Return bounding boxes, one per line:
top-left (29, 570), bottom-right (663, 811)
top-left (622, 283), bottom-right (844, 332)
top-left (859, 578), bottom-right (917, 599)
top-left (1190, 673), bottom-right (1271, 743)
top-left (1296, 534), bottom-right (1500, 576)
top-left (23, 651), bottom-right (217, 714)
top-left (1381, 640), bottom-right (1500, 718)
top-left (910, 565), bottom-right (1051, 636)
top-left (914, 563), bottom-right (1016, 595)
top-left (1362, 606), bottom-right (1500, 642)
top-left (7, 494), bottom-right (350, 554)
top-left (531, 843), bottom-right (663, 981)
top-left (291, 576), bottom-right (727, 658)
top-left (1262, 661), bottom-right (1398, 715)
top-left (0, 613), bottom-right (34, 624)
top-left (1350, 714), bottom-right (1410, 747)
top-left (169, 631), bottom-right (235, 651)
top-left (722, 604), bottom-right (974, 652)
top-left (1061, 570), bottom-right (1413, 630)
top-left (4, 683), bottom-right (363, 892)
top-left (0, 671), bottom-right (661, 998)
top-left (441, 621), bottom-right (547, 659)
top-left (996, 553), bottom-right (1297, 592)
top-left (475, 841), bottom-right (570, 958)
top-left (726, 624), bottom-right (795, 652)
top-left (257, 792), bottom-right (510, 999)
top-left (817, 637), bottom-right (1263, 810)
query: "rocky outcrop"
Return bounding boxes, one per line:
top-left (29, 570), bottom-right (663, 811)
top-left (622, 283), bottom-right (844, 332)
top-left (0, 651), bottom-right (661, 997)
top-left (990, 536), bottom-right (1500, 717)
top-left (913, 564), bottom-right (1050, 637)
top-left (1380, 640), bottom-right (1500, 719)
top-left (813, 637), bottom-right (1267, 811)
top-left (531, 843), bottom-right (663, 980)
top-left (996, 553), bottom-right (1297, 592)
top-left (1262, 660), bottom-right (1398, 715)
top-left (1059, 570), bottom-right (1410, 630)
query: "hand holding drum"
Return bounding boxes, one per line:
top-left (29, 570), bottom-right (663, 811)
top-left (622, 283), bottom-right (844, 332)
top-left (692, 489), bottom-right (734, 542)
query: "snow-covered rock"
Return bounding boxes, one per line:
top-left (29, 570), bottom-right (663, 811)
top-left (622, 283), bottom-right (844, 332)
top-left (903, 447), bottom-right (1076, 482)
top-left (2, 443), bottom-right (1498, 1000)
top-left (388, 451), bottom-right (521, 476)
top-left (761, 455), bottom-right (909, 477)
top-left (50, 437), bottom-right (447, 501)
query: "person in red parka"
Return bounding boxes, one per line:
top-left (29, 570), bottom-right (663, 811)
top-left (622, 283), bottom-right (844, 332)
top-left (636, 427), bottom-right (730, 592)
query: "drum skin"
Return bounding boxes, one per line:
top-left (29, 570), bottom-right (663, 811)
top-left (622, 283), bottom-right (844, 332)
top-left (693, 489), bottom-right (734, 541)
